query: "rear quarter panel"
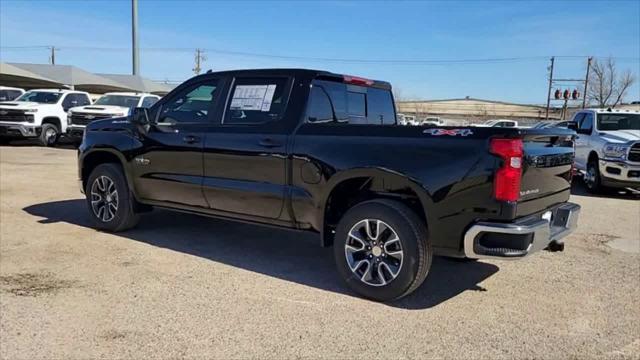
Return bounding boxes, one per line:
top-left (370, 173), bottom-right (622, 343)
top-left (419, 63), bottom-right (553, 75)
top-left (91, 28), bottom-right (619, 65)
top-left (291, 124), bottom-right (502, 252)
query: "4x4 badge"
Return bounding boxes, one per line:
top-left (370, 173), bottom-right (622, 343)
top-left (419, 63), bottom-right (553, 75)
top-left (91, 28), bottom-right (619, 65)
top-left (134, 156), bottom-right (150, 165)
top-left (423, 128), bottom-right (473, 136)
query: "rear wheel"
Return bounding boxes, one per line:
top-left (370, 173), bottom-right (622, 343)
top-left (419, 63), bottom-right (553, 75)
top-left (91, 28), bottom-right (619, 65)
top-left (584, 159), bottom-right (603, 193)
top-left (39, 123), bottom-right (59, 147)
top-left (333, 199), bottom-right (431, 302)
top-left (85, 163), bottom-right (140, 232)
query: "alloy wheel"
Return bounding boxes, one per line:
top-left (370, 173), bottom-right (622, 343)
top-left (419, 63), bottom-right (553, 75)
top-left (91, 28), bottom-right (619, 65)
top-left (585, 165), bottom-right (596, 189)
top-left (344, 219), bottom-right (403, 287)
top-left (90, 175), bottom-right (119, 222)
top-left (44, 127), bottom-right (57, 145)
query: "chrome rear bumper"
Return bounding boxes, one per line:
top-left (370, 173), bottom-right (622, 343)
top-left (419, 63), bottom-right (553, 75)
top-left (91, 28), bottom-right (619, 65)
top-left (464, 202), bottom-right (581, 260)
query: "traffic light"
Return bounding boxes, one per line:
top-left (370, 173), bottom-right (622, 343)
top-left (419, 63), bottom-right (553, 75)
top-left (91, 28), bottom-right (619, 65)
top-left (554, 89), bottom-right (561, 99)
top-left (563, 89), bottom-right (570, 100)
top-left (572, 89), bottom-right (580, 100)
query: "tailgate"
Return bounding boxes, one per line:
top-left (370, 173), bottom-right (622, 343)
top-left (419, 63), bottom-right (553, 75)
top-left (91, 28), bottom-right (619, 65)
top-left (517, 129), bottom-right (575, 217)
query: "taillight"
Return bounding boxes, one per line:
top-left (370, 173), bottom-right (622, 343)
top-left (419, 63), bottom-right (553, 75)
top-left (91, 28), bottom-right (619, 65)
top-left (343, 75), bottom-right (374, 86)
top-left (490, 138), bottom-right (523, 202)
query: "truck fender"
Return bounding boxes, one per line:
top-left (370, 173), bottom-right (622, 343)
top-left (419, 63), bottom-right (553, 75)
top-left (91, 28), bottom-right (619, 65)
top-left (80, 147), bottom-right (136, 197)
top-left (317, 167), bottom-right (435, 247)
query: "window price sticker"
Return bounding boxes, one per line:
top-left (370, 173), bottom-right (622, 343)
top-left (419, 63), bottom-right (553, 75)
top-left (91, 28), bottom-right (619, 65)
top-left (230, 84), bottom-right (277, 112)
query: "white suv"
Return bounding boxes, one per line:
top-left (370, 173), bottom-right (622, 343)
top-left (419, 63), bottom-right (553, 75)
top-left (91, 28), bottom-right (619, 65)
top-left (0, 89), bottom-right (91, 146)
top-left (66, 92), bottom-right (160, 139)
top-left (572, 108), bottom-right (640, 192)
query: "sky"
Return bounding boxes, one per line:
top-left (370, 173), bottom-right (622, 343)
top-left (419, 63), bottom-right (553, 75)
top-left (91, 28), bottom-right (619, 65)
top-left (1, 0), bottom-right (639, 104)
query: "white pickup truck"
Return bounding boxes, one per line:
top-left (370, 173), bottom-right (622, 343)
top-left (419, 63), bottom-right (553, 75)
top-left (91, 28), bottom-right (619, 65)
top-left (0, 86), bottom-right (25, 102)
top-left (0, 89), bottom-right (91, 146)
top-left (66, 92), bottom-right (160, 139)
top-left (571, 108), bottom-right (640, 192)
top-left (474, 119), bottom-right (519, 128)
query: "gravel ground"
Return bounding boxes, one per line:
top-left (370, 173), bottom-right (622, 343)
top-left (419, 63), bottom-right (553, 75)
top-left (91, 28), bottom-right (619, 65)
top-left (1, 145), bottom-right (639, 359)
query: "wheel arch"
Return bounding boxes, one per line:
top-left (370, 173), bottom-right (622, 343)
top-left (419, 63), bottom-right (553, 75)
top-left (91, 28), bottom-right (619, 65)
top-left (41, 116), bottom-right (62, 129)
top-left (318, 168), bottom-right (433, 247)
top-left (80, 148), bottom-right (133, 193)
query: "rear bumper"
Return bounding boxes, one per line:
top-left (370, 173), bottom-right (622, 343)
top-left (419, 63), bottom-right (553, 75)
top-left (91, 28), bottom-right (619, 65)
top-left (0, 122), bottom-right (39, 137)
top-left (463, 202), bottom-right (580, 260)
top-left (599, 159), bottom-right (640, 188)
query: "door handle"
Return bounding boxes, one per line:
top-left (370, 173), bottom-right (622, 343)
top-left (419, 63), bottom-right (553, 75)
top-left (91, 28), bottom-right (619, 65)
top-left (258, 138), bottom-right (282, 148)
top-left (183, 135), bottom-right (201, 144)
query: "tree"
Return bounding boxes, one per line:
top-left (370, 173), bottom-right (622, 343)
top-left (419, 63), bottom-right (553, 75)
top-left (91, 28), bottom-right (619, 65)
top-left (587, 57), bottom-right (636, 108)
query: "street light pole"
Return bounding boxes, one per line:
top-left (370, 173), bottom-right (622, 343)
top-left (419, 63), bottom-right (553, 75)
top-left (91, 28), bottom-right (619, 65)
top-left (132, 0), bottom-right (139, 75)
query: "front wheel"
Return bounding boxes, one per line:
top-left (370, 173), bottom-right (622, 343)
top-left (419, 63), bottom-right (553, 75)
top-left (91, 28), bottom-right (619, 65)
top-left (584, 160), bottom-right (603, 193)
top-left (39, 123), bottom-right (59, 147)
top-left (333, 199), bottom-right (432, 302)
top-left (85, 163), bottom-right (140, 232)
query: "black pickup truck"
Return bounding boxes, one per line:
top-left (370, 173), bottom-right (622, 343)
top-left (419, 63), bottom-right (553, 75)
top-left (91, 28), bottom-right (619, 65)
top-left (78, 69), bottom-right (580, 301)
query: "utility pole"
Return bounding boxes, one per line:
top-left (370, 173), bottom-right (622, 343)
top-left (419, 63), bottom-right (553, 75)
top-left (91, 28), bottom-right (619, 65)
top-left (49, 46), bottom-right (56, 65)
top-left (545, 56), bottom-right (555, 120)
top-left (192, 48), bottom-right (207, 75)
top-left (131, 0), bottom-right (139, 75)
top-left (582, 57), bottom-right (592, 108)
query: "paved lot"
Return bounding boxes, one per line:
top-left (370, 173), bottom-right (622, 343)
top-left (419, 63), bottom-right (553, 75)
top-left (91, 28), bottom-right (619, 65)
top-left (1, 145), bottom-right (639, 359)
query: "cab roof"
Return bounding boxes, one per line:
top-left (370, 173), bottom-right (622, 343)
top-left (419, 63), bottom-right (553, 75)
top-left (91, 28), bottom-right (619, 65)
top-left (190, 68), bottom-right (392, 90)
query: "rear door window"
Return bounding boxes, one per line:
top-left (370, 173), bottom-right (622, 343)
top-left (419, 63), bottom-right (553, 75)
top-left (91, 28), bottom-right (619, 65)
top-left (224, 77), bottom-right (290, 125)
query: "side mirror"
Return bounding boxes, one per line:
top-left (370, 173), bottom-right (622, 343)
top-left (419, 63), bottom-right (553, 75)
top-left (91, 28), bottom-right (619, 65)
top-left (131, 107), bottom-right (150, 126)
top-left (567, 121), bottom-right (578, 131)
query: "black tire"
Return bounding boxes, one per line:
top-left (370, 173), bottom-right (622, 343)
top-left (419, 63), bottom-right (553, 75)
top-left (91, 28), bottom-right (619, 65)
top-left (39, 123), bottom-right (59, 147)
top-left (0, 137), bottom-right (12, 145)
top-left (585, 159), bottom-right (603, 194)
top-left (85, 163), bottom-right (140, 232)
top-left (333, 199), bottom-right (432, 302)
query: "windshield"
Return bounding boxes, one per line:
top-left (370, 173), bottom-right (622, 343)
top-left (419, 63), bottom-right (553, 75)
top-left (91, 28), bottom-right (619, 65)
top-left (597, 114), bottom-right (640, 131)
top-left (94, 95), bottom-right (140, 108)
top-left (16, 91), bottom-right (62, 104)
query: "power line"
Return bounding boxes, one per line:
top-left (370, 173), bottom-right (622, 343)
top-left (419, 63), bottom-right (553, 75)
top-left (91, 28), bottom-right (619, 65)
top-left (2, 45), bottom-right (638, 64)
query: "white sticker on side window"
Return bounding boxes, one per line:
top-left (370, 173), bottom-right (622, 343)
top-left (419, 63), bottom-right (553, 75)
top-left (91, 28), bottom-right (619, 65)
top-left (230, 85), bottom-right (277, 112)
